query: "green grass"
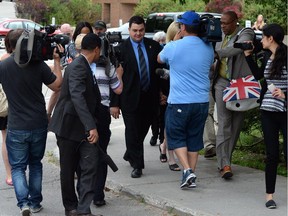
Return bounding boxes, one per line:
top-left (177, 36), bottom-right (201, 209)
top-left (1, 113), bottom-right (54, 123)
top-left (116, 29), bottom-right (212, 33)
top-left (200, 131), bottom-right (287, 177)
top-left (232, 149), bottom-right (287, 177)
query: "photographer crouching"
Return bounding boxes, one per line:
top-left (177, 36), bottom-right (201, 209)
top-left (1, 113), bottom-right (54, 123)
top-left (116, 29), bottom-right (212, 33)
top-left (0, 28), bottom-right (63, 215)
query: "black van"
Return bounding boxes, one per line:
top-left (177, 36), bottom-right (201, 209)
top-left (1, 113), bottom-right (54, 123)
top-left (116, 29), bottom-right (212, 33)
top-left (145, 11), bottom-right (221, 37)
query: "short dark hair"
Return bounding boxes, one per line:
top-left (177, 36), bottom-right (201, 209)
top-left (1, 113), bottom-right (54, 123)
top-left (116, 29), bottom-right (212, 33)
top-left (8, 29), bottom-right (24, 50)
top-left (129, 16), bottom-right (145, 28)
top-left (184, 24), bottom-right (199, 34)
top-left (222, 11), bottom-right (238, 21)
top-left (81, 33), bottom-right (101, 50)
top-left (4, 30), bottom-right (14, 53)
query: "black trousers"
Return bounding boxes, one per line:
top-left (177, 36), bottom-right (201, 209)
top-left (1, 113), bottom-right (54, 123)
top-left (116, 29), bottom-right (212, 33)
top-left (150, 104), bottom-right (166, 143)
top-left (261, 110), bottom-right (287, 194)
top-left (94, 105), bottom-right (111, 202)
top-left (122, 93), bottom-right (154, 169)
top-left (56, 136), bottom-right (99, 214)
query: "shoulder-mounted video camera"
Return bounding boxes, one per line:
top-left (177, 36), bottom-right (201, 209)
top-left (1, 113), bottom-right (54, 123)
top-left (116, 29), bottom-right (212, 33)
top-left (14, 25), bottom-right (70, 67)
top-left (97, 32), bottom-right (123, 68)
top-left (198, 14), bottom-right (222, 43)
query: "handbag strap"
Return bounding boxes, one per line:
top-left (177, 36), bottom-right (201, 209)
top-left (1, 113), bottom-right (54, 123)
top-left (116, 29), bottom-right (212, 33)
top-left (14, 29), bottom-right (35, 68)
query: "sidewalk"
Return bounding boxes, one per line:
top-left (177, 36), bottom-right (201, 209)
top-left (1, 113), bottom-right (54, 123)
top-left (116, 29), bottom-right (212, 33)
top-left (0, 116), bottom-right (286, 216)
top-left (104, 117), bottom-right (287, 216)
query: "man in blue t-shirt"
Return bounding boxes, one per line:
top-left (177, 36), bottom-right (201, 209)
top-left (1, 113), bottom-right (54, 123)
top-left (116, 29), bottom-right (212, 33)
top-left (157, 11), bottom-right (214, 189)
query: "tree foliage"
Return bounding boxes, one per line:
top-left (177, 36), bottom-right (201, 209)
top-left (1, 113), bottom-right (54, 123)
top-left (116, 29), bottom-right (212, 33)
top-left (172, 0), bottom-right (186, 5)
top-left (15, 0), bottom-right (101, 26)
top-left (134, 0), bottom-right (206, 17)
top-left (15, 0), bottom-right (48, 23)
top-left (205, 0), bottom-right (243, 19)
top-left (243, 0), bottom-right (287, 32)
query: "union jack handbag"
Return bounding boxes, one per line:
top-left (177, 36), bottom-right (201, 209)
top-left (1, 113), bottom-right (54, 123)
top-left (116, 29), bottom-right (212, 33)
top-left (223, 75), bottom-right (261, 111)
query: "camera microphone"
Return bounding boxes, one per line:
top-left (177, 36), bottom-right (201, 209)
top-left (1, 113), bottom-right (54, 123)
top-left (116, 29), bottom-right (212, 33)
top-left (155, 68), bottom-right (169, 80)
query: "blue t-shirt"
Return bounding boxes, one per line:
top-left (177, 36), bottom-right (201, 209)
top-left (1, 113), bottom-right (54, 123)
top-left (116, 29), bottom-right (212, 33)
top-left (159, 36), bottom-right (214, 104)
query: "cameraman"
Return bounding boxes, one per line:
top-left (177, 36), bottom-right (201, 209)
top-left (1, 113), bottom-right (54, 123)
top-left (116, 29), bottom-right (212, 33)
top-left (0, 29), bottom-right (63, 215)
top-left (157, 11), bottom-right (214, 189)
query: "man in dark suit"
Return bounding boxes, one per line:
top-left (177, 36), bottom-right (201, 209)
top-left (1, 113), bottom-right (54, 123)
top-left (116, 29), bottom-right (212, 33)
top-left (110, 16), bottom-right (163, 178)
top-left (49, 33), bottom-right (102, 216)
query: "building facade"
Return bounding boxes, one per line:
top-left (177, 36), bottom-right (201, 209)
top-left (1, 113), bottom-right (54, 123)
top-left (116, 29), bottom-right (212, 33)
top-left (93, 0), bottom-right (140, 27)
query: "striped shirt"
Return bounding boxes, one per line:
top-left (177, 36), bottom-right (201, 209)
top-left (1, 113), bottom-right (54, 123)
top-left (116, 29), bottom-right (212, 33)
top-left (91, 63), bottom-right (120, 107)
top-left (261, 59), bottom-right (287, 112)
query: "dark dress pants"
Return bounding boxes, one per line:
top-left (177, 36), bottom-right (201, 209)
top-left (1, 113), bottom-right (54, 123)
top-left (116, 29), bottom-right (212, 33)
top-left (261, 110), bottom-right (287, 194)
top-left (94, 105), bottom-right (111, 202)
top-left (122, 92), bottom-right (155, 169)
top-left (56, 136), bottom-right (99, 214)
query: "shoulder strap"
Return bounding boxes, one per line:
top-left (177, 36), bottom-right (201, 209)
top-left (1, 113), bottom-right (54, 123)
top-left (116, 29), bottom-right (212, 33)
top-left (231, 27), bottom-right (255, 78)
top-left (234, 27), bottom-right (255, 43)
top-left (14, 29), bottom-right (35, 68)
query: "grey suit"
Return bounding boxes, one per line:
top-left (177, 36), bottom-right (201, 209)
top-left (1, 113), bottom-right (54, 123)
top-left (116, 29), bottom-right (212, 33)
top-left (214, 27), bottom-right (254, 169)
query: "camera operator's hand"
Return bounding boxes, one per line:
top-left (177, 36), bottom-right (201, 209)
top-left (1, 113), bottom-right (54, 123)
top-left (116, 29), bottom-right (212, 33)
top-left (53, 44), bottom-right (65, 60)
top-left (242, 41), bottom-right (254, 56)
top-left (173, 30), bottom-right (182, 41)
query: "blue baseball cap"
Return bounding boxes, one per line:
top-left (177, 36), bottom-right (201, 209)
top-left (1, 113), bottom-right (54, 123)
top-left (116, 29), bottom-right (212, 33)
top-left (177, 11), bottom-right (200, 26)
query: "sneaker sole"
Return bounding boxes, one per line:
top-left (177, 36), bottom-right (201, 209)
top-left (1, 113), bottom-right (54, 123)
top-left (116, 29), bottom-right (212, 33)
top-left (188, 175), bottom-right (197, 188)
top-left (31, 206), bottom-right (43, 213)
top-left (188, 182), bottom-right (197, 188)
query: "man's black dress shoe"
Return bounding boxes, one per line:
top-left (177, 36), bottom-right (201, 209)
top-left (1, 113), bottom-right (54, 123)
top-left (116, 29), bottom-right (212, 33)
top-left (93, 200), bottom-right (106, 207)
top-left (131, 168), bottom-right (142, 178)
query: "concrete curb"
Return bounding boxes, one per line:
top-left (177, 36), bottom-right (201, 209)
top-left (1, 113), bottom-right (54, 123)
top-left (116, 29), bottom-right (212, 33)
top-left (106, 179), bottom-right (215, 216)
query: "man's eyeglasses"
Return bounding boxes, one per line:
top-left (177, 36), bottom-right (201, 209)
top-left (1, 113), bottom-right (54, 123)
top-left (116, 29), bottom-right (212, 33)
top-left (178, 23), bottom-right (183, 29)
top-left (220, 19), bottom-right (237, 26)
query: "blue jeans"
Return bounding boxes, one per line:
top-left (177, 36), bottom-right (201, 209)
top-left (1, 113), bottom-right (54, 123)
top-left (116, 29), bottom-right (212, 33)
top-left (6, 128), bottom-right (47, 209)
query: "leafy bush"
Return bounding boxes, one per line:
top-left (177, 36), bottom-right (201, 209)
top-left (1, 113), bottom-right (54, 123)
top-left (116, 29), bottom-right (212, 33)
top-left (133, 0), bottom-right (206, 18)
top-left (15, 0), bottom-right (102, 26)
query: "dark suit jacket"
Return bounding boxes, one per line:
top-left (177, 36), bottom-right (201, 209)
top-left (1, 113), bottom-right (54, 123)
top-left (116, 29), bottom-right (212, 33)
top-left (110, 37), bottom-right (163, 113)
top-left (49, 55), bottom-right (101, 142)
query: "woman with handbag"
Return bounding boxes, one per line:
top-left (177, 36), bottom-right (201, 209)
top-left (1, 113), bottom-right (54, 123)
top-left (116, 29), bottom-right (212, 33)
top-left (244, 23), bottom-right (287, 209)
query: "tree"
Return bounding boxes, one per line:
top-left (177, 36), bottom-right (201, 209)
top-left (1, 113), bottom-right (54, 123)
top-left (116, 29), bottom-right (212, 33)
top-left (15, 0), bottom-right (48, 23)
top-left (15, 0), bottom-right (102, 26)
top-left (172, 0), bottom-right (186, 5)
top-left (205, 0), bottom-right (243, 19)
top-left (135, 0), bottom-right (206, 17)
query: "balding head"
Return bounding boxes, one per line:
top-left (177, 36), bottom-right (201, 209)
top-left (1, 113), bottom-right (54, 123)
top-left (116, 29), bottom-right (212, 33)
top-left (60, 23), bottom-right (72, 38)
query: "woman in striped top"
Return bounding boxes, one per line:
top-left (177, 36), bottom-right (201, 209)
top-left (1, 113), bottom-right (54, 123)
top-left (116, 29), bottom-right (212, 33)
top-left (244, 23), bottom-right (287, 210)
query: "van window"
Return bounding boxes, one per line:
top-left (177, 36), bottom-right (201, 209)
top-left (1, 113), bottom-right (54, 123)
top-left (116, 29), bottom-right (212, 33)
top-left (146, 15), bottom-right (175, 33)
